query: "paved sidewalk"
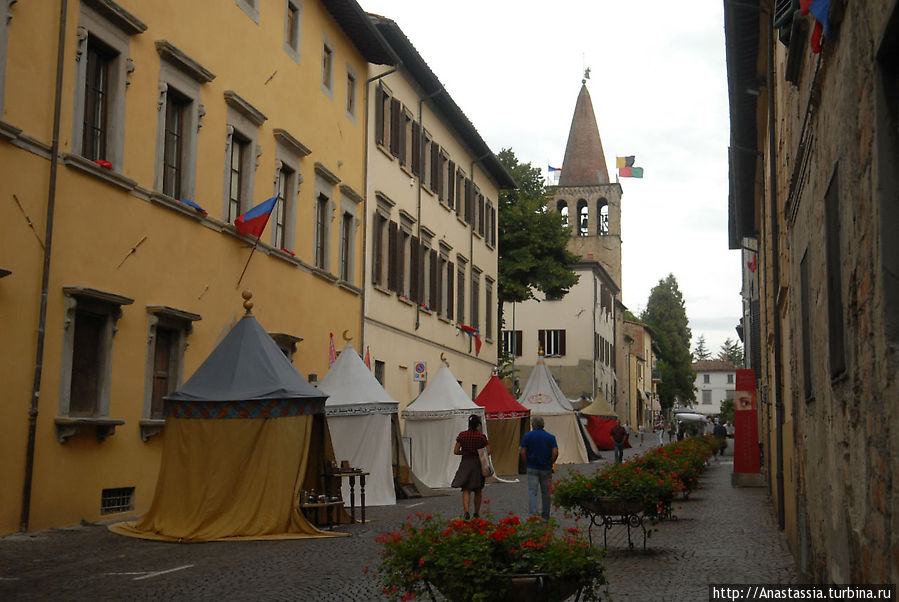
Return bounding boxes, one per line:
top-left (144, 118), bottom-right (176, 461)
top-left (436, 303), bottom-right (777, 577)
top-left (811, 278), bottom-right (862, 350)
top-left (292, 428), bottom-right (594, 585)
top-left (0, 439), bottom-right (796, 601)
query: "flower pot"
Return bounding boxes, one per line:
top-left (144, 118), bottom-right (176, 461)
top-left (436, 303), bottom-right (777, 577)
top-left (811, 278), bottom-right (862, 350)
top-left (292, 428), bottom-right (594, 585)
top-left (499, 574), bottom-right (581, 602)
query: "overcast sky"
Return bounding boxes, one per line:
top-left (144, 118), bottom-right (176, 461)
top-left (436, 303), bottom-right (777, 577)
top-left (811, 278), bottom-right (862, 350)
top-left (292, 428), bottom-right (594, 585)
top-left (361, 0), bottom-right (742, 357)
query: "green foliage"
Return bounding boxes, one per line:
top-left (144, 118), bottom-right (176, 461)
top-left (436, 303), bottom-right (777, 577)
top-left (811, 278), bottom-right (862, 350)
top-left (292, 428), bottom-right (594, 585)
top-left (718, 337), bottom-right (744, 367)
top-left (496, 149), bottom-right (580, 303)
top-left (719, 398), bottom-right (735, 425)
top-left (640, 274), bottom-right (695, 409)
top-left (622, 309), bottom-right (640, 322)
top-left (373, 512), bottom-right (607, 602)
top-left (692, 334), bottom-right (711, 360)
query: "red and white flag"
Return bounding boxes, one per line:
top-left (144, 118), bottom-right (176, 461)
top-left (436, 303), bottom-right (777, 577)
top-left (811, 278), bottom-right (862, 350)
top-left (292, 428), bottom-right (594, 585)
top-left (328, 332), bottom-right (336, 366)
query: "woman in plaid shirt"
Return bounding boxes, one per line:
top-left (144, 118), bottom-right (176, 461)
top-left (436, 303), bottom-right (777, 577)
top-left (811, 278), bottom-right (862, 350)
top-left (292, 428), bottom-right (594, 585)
top-left (450, 414), bottom-right (491, 519)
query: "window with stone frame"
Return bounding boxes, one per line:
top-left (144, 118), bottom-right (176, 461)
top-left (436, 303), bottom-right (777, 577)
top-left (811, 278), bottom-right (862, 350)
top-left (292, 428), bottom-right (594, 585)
top-left (71, 1), bottom-right (146, 172)
top-left (284, 1), bottom-right (301, 62)
top-left (273, 165), bottom-right (292, 249)
top-left (339, 210), bottom-right (353, 281)
top-left (228, 132), bottom-right (248, 223)
top-left (321, 39), bottom-right (333, 93)
top-left (141, 306), bottom-right (200, 441)
top-left (345, 65), bottom-right (357, 119)
top-left (273, 128), bottom-right (309, 253)
top-left (456, 257), bottom-right (466, 324)
top-left (470, 268), bottom-right (480, 330)
top-left (223, 91), bottom-right (265, 224)
top-left (538, 329), bottom-right (566, 357)
top-left (55, 287), bottom-right (133, 444)
top-left (315, 192), bottom-right (329, 270)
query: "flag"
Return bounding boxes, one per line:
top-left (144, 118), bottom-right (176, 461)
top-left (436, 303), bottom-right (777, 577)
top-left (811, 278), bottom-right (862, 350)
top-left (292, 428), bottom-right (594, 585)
top-left (458, 324), bottom-right (482, 356)
top-left (616, 156), bottom-right (635, 169)
top-left (234, 196), bottom-right (278, 237)
top-left (364, 346), bottom-right (371, 370)
top-left (328, 332), bottom-right (336, 366)
top-left (800, 0), bottom-right (830, 53)
top-left (548, 165), bottom-right (564, 172)
top-left (619, 166), bottom-right (644, 178)
top-left (179, 199), bottom-right (207, 215)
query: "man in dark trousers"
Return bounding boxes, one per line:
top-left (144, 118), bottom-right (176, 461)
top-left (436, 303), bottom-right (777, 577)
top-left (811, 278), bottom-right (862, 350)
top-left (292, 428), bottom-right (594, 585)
top-left (610, 420), bottom-right (627, 464)
top-left (519, 416), bottom-right (559, 520)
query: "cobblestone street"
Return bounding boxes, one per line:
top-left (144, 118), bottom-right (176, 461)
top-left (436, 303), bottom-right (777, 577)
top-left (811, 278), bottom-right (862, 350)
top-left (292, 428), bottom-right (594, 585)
top-left (0, 439), bottom-right (797, 601)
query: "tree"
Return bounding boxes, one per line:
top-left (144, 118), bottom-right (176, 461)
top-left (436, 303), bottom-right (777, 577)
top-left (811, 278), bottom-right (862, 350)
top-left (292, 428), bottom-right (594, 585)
top-left (692, 334), bottom-right (711, 360)
top-left (718, 337), bottom-right (744, 366)
top-left (622, 309), bottom-right (640, 322)
top-left (719, 398), bottom-right (735, 425)
top-left (640, 274), bottom-right (695, 410)
top-left (496, 148), bottom-right (580, 303)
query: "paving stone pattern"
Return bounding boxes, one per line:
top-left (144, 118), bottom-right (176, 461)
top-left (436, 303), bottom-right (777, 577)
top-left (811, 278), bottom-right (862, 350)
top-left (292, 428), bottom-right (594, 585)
top-left (0, 439), bottom-right (796, 601)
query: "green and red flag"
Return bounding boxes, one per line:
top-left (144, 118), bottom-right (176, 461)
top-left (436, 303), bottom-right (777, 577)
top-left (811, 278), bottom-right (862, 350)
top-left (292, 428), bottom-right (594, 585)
top-left (616, 155), bottom-right (644, 178)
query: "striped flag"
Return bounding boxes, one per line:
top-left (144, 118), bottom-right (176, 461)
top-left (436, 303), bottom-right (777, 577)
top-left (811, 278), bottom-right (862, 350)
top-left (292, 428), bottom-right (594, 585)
top-left (616, 156), bottom-right (644, 178)
top-left (328, 332), bottom-right (336, 366)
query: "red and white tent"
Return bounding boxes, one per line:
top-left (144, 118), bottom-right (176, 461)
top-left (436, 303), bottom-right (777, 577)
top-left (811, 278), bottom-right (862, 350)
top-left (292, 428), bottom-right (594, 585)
top-left (474, 375), bottom-right (530, 476)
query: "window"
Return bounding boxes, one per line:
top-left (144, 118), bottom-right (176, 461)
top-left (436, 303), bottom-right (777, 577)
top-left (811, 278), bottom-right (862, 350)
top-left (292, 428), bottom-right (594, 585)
top-left (161, 88), bottom-right (188, 199)
top-left (236, 0), bottom-right (259, 23)
top-left (598, 199), bottom-right (609, 235)
top-left (477, 193), bottom-right (485, 237)
top-left (315, 193), bottom-right (329, 269)
top-left (339, 211), bottom-right (353, 281)
top-left (538, 329), bottom-right (566, 357)
top-left (558, 200), bottom-right (569, 227)
top-left (389, 97), bottom-right (402, 158)
top-left (485, 279), bottom-right (494, 340)
top-left (470, 269), bottom-right (480, 330)
top-left (284, 1), bottom-right (301, 61)
top-left (321, 40), bottom-right (333, 93)
top-left (56, 287), bottom-right (133, 443)
top-left (703, 374), bottom-right (710, 384)
top-left (456, 259), bottom-right (466, 324)
top-left (824, 168), bottom-right (846, 377)
top-left (101, 487), bottom-right (135, 514)
top-left (273, 128), bottom-right (309, 253)
top-left (800, 249), bottom-right (813, 400)
top-left (702, 390), bottom-right (712, 405)
top-left (727, 373), bottom-right (734, 384)
top-left (345, 68), bottom-right (357, 117)
top-left (445, 256), bottom-right (454, 320)
top-left (502, 330), bottom-right (522, 357)
top-left (273, 165), bottom-right (292, 249)
top-left (446, 160), bottom-right (456, 210)
top-left (374, 85), bottom-right (389, 148)
top-left (71, 1), bottom-right (145, 172)
top-left (142, 306), bottom-right (199, 440)
top-left (577, 199), bottom-right (589, 236)
top-left (400, 110), bottom-right (413, 168)
top-left (228, 132), bottom-right (248, 223)
top-left (485, 201), bottom-right (496, 247)
top-left (374, 360), bottom-right (385, 386)
top-left (372, 212), bottom-right (388, 287)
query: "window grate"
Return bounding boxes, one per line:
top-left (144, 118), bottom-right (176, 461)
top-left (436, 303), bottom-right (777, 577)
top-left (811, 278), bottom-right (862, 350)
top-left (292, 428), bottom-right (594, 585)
top-left (101, 487), bottom-right (134, 514)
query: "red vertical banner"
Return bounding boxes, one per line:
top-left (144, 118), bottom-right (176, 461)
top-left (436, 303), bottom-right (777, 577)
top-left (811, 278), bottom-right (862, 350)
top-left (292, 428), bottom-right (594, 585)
top-left (733, 369), bottom-right (761, 474)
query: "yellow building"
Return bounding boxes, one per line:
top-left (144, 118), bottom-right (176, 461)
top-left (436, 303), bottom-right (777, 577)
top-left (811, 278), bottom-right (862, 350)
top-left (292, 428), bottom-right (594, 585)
top-left (622, 320), bottom-right (658, 430)
top-left (0, 0), bottom-right (396, 535)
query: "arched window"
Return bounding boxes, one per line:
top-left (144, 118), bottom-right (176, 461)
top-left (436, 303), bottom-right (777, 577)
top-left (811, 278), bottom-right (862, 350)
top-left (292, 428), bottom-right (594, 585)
top-left (557, 200), bottom-right (569, 227)
top-left (598, 198), bottom-right (609, 235)
top-left (577, 199), bottom-right (589, 236)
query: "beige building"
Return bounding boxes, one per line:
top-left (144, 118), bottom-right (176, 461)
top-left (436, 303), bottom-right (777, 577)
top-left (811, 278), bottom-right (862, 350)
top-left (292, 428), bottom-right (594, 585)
top-left (363, 16), bottom-right (515, 409)
top-left (622, 320), bottom-right (660, 428)
top-left (725, 0), bottom-right (898, 583)
top-left (689, 359), bottom-right (736, 417)
top-left (0, 0), bottom-right (395, 535)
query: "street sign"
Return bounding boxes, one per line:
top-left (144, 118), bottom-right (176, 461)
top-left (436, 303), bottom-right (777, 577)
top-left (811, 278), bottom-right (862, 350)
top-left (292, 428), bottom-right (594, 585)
top-left (413, 361), bottom-right (427, 382)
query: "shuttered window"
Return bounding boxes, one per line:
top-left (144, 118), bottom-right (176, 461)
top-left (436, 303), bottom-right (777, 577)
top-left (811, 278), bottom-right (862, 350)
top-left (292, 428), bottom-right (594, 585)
top-left (411, 121), bottom-right (421, 176)
top-left (446, 261), bottom-right (454, 320)
top-left (389, 97), bottom-right (401, 157)
top-left (387, 220), bottom-right (398, 292)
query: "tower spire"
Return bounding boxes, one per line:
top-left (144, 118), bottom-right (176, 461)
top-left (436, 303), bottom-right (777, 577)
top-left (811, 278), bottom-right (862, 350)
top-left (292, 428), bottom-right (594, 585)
top-left (558, 83), bottom-right (609, 186)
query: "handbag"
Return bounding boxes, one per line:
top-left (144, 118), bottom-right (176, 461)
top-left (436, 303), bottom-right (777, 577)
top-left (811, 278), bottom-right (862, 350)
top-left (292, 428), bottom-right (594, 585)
top-left (478, 447), bottom-right (494, 478)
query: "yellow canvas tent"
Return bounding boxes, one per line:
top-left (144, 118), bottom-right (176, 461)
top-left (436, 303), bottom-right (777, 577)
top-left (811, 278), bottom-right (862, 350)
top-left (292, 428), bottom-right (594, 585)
top-left (110, 309), bottom-right (346, 542)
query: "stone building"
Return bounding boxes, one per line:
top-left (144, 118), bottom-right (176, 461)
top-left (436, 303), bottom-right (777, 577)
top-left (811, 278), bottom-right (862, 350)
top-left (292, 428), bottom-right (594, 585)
top-left (0, 0), bottom-right (396, 535)
top-left (725, 0), bottom-right (898, 583)
top-left (504, 81), bottom-right (623, 410)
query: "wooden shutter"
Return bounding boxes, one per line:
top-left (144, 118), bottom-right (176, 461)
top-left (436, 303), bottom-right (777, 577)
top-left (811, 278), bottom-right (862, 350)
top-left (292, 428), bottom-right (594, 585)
top-left (560, 330), bottom-right (567, 356)
top-left (411, 121), bottom-right (421, 176)
top-left (387, 220), bottom-right (398, 292)
top-left (515, 331), bottom-right (523, 357)
top-left (537, 329), bottom-right (545, 355)
top-left (478, 194), bottom-right (485, 235)
top-left (410, 237), bottom-right (420, 304)
top-left (446, 261), bottom-right (454, 320)
top-left (447, 161), bottom-right (455, 209)
top-left (429, 250), bottom-right (438, 311)
top-left (396, 231), bottom-right (406, 295)
top-left (389, 98), bottom-right (401, 157)
top-left (430, 146), bottom-right (440, 192)
top-left (374, 87), bottom-right (385, 146)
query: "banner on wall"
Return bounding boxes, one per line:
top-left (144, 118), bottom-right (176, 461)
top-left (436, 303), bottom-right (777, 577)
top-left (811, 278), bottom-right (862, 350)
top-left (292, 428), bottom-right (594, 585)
top-left (733, 369), bottom-right (761, 474)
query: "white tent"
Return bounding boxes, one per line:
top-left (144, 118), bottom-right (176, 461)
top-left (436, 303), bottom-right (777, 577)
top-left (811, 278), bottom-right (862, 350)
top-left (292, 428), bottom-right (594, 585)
top-left (518, 357), bottom-right (589, 465)
top-left (401, 363), bottom-right (485, 488)
top-left (319, 343), bottom-right (398, 507)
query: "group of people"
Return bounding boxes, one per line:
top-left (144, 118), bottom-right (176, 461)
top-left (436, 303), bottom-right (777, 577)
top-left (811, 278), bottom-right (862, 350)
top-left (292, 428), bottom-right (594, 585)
top-left (450, 414), bottom-right (557, 520)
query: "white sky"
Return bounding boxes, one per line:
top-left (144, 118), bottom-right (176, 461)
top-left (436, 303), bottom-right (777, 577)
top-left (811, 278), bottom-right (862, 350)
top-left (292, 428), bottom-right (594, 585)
top-left (361, 0), bottom-right (743, 357)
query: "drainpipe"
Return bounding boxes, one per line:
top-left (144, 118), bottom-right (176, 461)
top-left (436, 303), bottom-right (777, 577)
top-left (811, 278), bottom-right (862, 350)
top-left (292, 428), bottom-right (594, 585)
top-left (22, 0), bottom-right (67, 533)
top-left (363, 63), bottom-right (401, 348)
top-left (414, 86), bottom-right (444, 331)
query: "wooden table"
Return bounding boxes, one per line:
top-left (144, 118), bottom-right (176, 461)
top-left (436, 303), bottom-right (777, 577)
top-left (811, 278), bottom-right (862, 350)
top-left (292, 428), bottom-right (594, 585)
top-left (325, 471), bottom-right (370, 524)
top-left (298, 501), bottom-right (344, 528)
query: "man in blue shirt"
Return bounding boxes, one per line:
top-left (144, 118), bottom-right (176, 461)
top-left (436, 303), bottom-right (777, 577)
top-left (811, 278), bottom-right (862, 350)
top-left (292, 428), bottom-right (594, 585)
top-left (519, 416), bottom-right (559, 520)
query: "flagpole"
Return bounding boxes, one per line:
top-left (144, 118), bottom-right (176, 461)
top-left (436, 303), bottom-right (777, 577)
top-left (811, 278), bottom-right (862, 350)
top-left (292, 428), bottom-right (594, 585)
top-left (236, 235), bottom-right (261, 289)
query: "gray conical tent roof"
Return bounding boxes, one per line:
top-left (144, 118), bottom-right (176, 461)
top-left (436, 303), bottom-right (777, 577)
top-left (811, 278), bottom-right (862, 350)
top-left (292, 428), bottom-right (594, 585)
top-left (165, 314), bottom-right (325, 402)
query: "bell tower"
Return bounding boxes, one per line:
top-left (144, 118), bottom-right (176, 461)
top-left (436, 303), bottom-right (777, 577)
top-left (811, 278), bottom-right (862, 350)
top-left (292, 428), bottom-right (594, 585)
top-left (552, 78), bottom-right (623, 289)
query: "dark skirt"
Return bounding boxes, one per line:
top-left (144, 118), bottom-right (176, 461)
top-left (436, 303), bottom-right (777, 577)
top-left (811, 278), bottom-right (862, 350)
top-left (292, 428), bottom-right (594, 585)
top-left (451, 456), bottom-right (485, 491)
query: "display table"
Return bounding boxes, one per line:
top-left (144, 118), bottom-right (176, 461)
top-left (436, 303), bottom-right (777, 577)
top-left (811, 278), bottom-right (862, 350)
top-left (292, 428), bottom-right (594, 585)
top-left (298, 501), bottom-right (344, 528)
top-left (324, 471), bottom-right (370, 524)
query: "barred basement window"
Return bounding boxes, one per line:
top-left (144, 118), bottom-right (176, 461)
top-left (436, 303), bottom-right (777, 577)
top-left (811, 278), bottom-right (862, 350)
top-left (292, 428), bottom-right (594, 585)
top-left (101, 487), bottom-right (134, 514)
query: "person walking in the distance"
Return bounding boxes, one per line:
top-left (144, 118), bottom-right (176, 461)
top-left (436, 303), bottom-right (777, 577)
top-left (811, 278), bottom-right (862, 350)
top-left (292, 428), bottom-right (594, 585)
top-left (519, 416), bottom-right (558, 520)
top-left (610, 420), bottom-right (627, 464)
top-left (451, 414), bottom-right (490, 520)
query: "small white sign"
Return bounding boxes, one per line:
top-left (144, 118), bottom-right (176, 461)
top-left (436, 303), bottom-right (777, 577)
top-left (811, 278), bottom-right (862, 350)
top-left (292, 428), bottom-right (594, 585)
top-left (413, 361), bottom-right (427, 382)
